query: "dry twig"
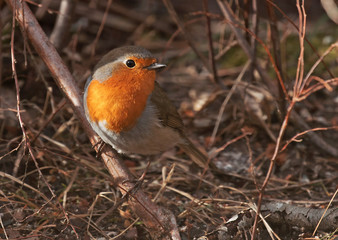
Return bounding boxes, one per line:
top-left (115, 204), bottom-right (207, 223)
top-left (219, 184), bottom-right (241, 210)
top-left (250, 2), bottom-right (338, 239)
top-left (162, 0), bottom-right (211, 73)
top-left (203, 0), bottom-right (219, 83)
top-left (49, 0), bottom-right (76, 50)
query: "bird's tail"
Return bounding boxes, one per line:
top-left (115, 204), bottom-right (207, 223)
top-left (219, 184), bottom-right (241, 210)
top-left (178, 137), bottom-right (214, 170)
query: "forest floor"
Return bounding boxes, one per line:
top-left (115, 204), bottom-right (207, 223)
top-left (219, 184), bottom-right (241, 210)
top-left (0, 0), bottom-right (337, 239)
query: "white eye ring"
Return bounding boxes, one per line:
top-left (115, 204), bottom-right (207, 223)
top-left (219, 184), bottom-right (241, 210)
top-left (125, 59), bottom-right (136, 68)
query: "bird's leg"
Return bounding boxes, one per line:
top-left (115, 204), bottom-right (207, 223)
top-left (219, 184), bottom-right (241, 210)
top-left (93, 139), bottom-right (106, 159)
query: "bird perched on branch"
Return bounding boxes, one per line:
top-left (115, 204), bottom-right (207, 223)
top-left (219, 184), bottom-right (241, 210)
top-left (84, 46), bottom-right (210, 169)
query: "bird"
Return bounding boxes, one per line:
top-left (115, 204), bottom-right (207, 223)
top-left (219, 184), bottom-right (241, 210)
top-left (84, 46), bottom-right (210, 169)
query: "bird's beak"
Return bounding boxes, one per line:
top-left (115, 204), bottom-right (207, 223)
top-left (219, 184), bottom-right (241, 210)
top-left (145, 63), bottom-right (166, 70)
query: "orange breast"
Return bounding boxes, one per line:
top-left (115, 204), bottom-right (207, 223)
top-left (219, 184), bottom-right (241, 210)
top-left (86, 64), bottom-right (156, 133)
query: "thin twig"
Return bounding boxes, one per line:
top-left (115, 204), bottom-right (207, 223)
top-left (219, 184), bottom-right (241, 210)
top-left (90, 0), bottom-right (112, 57)
top-left (0, 215), bottom-right (9, 240)
top-left (60, 166), bottom-right (80, 208)
top-left (153, 164), bottom-right (176, 202)
top-left (300, 42), bottom-right (337, 96)
top-left (111, 218), bottom-right (140, 240)
top-left (209, 61), bottom-right (250, 146)
top-left (203, 0), bottom-right (218, 83)
top-left (49, 0), bottom-right (76, 50)
top-left (31, 98), bottom-right (67, 144)
top-left (248, 0), bottom-right (259, 83)
top-left (250, 202), bottom-right (282, 240)
top-left (251, 101), bottom-right (295, 240)
top-left (162, 17), bottom-right (203, 62)
top-left (162, 0), bottom-right (211, 72)
top-left (10, 0), bottom-right (55, 197)
top-left (293, 0), bottom-right (306, 96)
top-left (280, 126), bottom-right (338, 152)
top-left (266, 0), bottom-right (335, 79)
top-left (0, 138), bottom-right (24, 161)
top-left (266, 0), bottom-right (286, 116)
top-left (251, 1), bottom-right (307, 238)
top-left (216, 0), bottom-right (290, 103)
top-left (312, 188), bottom-right (338, 236)
top-left (290, 111), bottom-right (338, 157)
top-left (298, 77), bottom-right (338, 101)
top-left (0, 171), bottom-right (50, 201)
top-left (210, 126), bottom-right (254, 159)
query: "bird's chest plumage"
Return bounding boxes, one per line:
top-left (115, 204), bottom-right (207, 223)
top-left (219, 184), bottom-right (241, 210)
top-left (84, 73), bottom-right (182, 155)
top-left (86, 68), bottom-right (155, 133)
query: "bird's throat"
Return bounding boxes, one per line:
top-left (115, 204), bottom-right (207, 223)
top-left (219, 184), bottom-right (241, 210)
top-left (86, 70), bottom-right (156, 133)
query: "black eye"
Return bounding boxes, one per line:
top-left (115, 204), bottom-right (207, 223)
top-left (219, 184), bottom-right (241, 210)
top-left (126, 59), bottom-right (135, 68)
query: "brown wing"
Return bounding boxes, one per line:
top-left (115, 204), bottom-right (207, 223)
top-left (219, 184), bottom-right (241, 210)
top-left (151, 82), bottom-right (215, 169)
top-left (150, 82), bottom-right (185, 134)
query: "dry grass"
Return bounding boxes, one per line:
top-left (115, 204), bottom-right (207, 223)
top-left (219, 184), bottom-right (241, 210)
top-left (0, 0), bottom-right (337, 239)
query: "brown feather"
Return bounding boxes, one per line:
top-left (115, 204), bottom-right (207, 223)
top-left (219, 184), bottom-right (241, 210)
top-left (150, 82), bottom-right (185, 133)
top-left (151, 82), bottom-right (214, 169)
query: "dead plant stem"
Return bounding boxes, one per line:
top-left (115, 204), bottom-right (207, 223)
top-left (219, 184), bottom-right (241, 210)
top-left (251, 1), bottom-right (307, 238)
top-left (312, 188), bottom-right (338, 236)
top-left (267, 0), bottom-right (335, 79)
top-left (90, 0), bottom-right (112, 57)
top-left (251, 101), bottom-right (295, 240)
top-left (162, 0), bottom-right (211, 73)
top-left (203, 0), bottom-right (219, 83)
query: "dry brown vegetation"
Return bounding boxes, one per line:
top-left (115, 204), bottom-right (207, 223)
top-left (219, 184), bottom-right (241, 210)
top-left (0, 0), bottom-right (337, 239)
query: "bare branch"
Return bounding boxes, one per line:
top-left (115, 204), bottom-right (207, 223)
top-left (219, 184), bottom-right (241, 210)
top-left (49, 0), bottom-right (76, 50)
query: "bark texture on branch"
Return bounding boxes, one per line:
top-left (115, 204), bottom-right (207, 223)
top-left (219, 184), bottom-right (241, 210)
top-left (261, 202), bottom-right (338, 232)
top-left (217, 202), bottom-right (337, 239)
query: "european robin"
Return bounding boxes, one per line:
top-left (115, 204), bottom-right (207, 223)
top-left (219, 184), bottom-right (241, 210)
top-left (84, 46), bottom-right (209, 168)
